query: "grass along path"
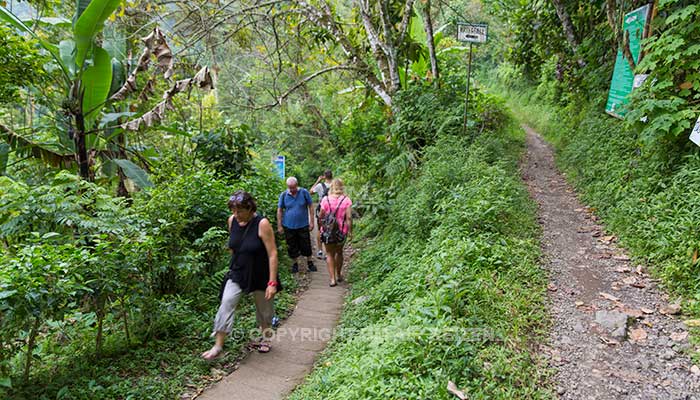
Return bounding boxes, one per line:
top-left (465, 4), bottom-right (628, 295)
top-left (285, 128), bottom-right (550, 399)
top-left (522, 125), bottom-right (700, 398)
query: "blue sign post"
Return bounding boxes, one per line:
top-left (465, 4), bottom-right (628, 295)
top-left (273, 155), bottom-right (285, 180)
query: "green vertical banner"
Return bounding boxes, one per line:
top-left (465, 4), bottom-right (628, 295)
top-left (605, 4), bottom-right (651, 118)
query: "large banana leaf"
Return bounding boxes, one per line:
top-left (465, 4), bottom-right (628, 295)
top-left (74, 0), bottom-right (121, 68)
top-left (113, 159), bottom-right (153, 189)
top-left (0, 6), bottom-right (71, 83)
top-left (0, 124), bottom-right (75, 168)
top-left (59, 39), bottom-right (77, 77)
top-left (82, 47), bottom-right (113, 130)
top-left (73, 0), bottom-right (93, 25)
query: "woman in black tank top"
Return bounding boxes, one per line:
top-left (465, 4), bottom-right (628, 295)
top-left (202, 191), bottom-right (280, 359)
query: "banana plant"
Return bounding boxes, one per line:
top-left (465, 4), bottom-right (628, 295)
top-left (0, 0), bottom-right (121, 180)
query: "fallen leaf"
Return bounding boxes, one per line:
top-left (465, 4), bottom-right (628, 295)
top-left (613, 255), bottom-right (631, 261)
top-left (631, 281), bottom-right (646, 288)
top-left (575, 301), bottom-right (584, 307)
top-left (684, 319), bottom-right (700, 327)
top-left (547, 283), bottom-right (558, 292)
top-left (601, 235), bottom-right (616, 243)
top-left (615, 267), bottom-right (632, 273)
top-left (622, 277), bottom-right (637, 285)
top-left (447, 381), bottom-right (468, 399)
top-left (670, 331), bottom-right (688, 342)
top-left (599, 336), bottom-right (619, 345)
top-left (640, 307), bottom-right (654, 314)
top-left (629, 327), bottom-right (647, 342)
top-left (680, 81), bottom-right (693, 90)
top-left (692, 249), bottom-right (698, 264)
top-left (622, 307), bottom-right (643, 318)
top-left (600, 292), bottom-right (620, 302)
top-left (660, 304), bottom-right (681, 315)
top-left (635, 265), bottom-right (644, 275)
top-left (691, 365), bottom-right (700, 376)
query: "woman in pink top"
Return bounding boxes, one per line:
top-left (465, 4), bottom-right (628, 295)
top-left (319, 178), bottom-right (353, 286)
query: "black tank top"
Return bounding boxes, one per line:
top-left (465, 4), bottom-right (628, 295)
top-left (228, 215), bottom-right (269, 293)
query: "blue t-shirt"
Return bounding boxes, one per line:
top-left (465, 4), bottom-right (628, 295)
top-left (278, 188), bottom-right (313, 229)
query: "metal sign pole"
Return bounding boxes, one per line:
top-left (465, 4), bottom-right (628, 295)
top-left (463, 42), bottom-right (473, 136)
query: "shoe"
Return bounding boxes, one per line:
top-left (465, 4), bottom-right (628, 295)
top-left (316, 251), bottom-right (324, 259)
top-left (308, 261), bottom-right (318, 272)
top-left (291, 263), bottom-right (299, 273)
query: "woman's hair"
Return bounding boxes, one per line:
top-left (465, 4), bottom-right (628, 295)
top-left (323, 169), bottom-right (333, 179)
top-left (228, 190), bottom-right (257, 212)
top-left (329, 178), bottom-right (345, 195)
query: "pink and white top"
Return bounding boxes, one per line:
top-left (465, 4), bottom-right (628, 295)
top-left (320, 195), bottom-right (352, 235)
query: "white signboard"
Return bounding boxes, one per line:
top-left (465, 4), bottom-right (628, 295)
top-left (690, 116), bottom-right (700, 147)
top-left (633, 74), bottom-right (649, 89)
top-left (458, 23), bottom-right (488, 43)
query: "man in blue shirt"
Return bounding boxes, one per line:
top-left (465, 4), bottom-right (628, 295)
top-left (277, 177), bottom-right (317, 273)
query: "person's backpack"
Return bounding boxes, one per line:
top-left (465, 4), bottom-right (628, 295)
top-left (319, 182), bottom-right (329, 198)
top-left (315, 182), bottom-right (330, 217)
top-left (321, 196), bottom-right (347, 244)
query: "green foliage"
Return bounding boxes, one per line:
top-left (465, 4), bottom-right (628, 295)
top-left (192, 124), bottom-right (254, 180)
top-left (627, 0), bottom-right (700, 149)
top-left (0, 26), bottom-right (44, 103)
top-left (289, 120), bottom-right (549, 399)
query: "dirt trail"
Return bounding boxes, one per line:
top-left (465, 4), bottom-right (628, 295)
top-left (196, 240), bottom-right (347, 400)
top-left (521, 125), bottom-right (700, 399)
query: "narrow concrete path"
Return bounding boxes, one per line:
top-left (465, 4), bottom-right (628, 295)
top-left (521, 125), bottom-right (700, 399)
top-left (197, 241), bottom-right (347, 400)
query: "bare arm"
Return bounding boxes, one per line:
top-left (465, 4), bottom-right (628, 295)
top-left (345, 204), bottom-right (353, 239)
top-left (309, 176), bottom-right (323, 193)
top-left (227, 215), bottom-right (234, 254)
top-left (259, 218), bottom-right (279, 300)
top-left (276, 207), bottom-right (284, 234)
top-left (308, 203), bottom-right (315, 231)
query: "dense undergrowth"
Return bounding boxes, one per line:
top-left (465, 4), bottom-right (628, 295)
top-left (495, 85), bottom-right (700, 335)
top-left (0, 165), bottom-right (297, 399)
top-left (289, 118), bottom-right (550, 399)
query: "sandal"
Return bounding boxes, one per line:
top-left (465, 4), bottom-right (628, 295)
top-left (329, 281), bottom-right (337, 287)
top-left (257, 341), bottom-right (271, 353)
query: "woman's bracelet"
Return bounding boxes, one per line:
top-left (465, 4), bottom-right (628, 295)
top-left (267, 281), bottom-right (278, 287)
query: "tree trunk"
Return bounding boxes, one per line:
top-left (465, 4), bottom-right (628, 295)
top-left (116, 133), bottom-right (130, 198)
top-left (74, 112), bottom-right (91, 181)
top-left (95, 300), bottom-right (105, 357)
top-left (23, 317), bottom-right (41, 384)
top-left (551, 0), bottom-right (579, 50)
top-left (121, 300), bottom-right (131, 344)
top-left (421, 0), bottom-right (439, 86)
